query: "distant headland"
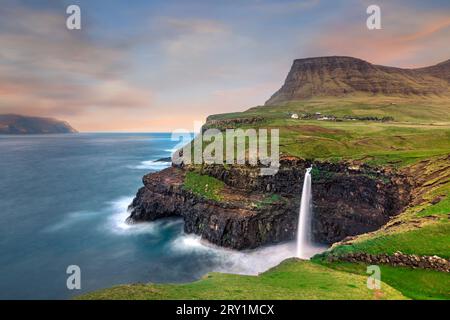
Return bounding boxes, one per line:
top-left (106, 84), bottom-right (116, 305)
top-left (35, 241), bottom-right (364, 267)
top-left (0, 114), bottom-right (77, 134)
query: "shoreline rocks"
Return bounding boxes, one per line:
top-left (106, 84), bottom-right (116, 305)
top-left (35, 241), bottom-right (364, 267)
top-left (128, 167), bottom-right (297, 249)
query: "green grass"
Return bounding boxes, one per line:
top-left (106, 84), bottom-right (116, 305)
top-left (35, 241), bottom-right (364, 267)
top-left (417, 183), bottom-right (450, 218)
top-left (276, 120), bottom-right (449, 166)
top-left (317, 261), bottom-right (450, 300)
top-left (197, 120), bottom-right (450, 167)
top-left (255, 194), bottom-right (283, 208)
top-left (183, 171), bottom-right (225, 201)
top-left (78, 259), bottom-right (406, 300)
top-left (419, 197), bottom-right (450, 217)
top-left (213, 96), bottom-right (450, 124)
top-left (310, 167), bottom-right (336, 180)
top-left (327, 221), bottom-right (450, 259)
top-left (206, 96), bottom-right (450, 167)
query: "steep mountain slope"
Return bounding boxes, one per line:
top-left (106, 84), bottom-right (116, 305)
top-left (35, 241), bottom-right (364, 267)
top-left (265, 56), bottom-right (450, 105)
top-left (0, 114), bottom-right (77, 134)
top-left (416, 59), bottom-right (450, 82)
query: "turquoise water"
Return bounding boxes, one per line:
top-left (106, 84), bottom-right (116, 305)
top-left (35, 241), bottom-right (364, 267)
top-left (0, 133), bottom-right (295, 299)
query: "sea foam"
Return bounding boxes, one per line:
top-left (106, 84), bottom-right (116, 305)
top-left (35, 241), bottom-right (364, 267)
top-left (169, 233), bottom-right (302, 276)
top-left (107, 196), bottom-right (158, 235)
top-left (128, 160), bottom-right (171, 170)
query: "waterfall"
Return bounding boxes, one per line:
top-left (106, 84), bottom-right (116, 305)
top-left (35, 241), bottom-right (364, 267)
top-left (297, 167), bottom-right (313, 259)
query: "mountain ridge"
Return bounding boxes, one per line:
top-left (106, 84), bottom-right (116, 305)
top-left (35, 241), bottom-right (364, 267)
top-left (265, 56), bottom-right (450, 105)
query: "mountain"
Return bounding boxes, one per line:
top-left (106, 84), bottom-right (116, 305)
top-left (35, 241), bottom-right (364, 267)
top-left (0, 114), bottom-right (77, 134)
top-left (265, 56), bottom-right (450, 105)
top-left (416, 59), bottom-right (450, 82)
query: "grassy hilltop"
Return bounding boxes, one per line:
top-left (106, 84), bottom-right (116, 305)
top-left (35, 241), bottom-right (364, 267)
top-left (207, 96), bottom-right (450, 167)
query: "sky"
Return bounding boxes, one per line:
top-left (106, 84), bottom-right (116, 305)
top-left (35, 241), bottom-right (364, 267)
top-left (0, 0), bottom-right (449, 132)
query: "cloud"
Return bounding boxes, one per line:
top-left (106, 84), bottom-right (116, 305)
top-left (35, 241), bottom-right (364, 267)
top-left (130, 14), bottom-right (281, 108)
top-left (0, 78), bottom-right (152, 116)
top-left (0, 4), bottom-right (127, 78)
top-left (397, 17), bottom-right (450, 43)
top-left (164, 18), bottom-right (228, 34)
top-left (163, 19), bottom-right (230, 59)
top-left (248, 0), bottom-right (321, 14)
top-left (211, 82), bottom-right (280, 109)
top-left (302, 2), bottom-right (450, 67)
top-left (0, 1), bottom-right (153, 126)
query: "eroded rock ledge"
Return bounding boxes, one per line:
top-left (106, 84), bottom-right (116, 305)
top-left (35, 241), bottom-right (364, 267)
top-left (128, 158), bottom-right (411, 250)
top-left (128, 167), bottom-right (297, 249)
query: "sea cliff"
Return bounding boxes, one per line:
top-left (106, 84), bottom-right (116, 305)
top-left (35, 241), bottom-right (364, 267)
top-left (127, 158), bottom-right (411, 249)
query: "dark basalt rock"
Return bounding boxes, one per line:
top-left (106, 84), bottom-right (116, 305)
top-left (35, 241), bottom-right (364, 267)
top-left (202, 117), bottom-right (265, 131)
top-left (128, 167), bottom-right (298, 249)
top-left (155, 157), bottom-right (172, 162)
top-left (191, 159), bottom-right (410, 244)
top-left (128, 158), bottom-right (411, 250)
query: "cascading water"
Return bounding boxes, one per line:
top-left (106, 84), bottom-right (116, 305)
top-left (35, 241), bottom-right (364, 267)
top-left (297, 167), bottom-right (313, 259)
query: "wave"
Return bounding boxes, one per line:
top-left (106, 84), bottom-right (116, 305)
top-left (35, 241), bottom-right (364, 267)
top-left (164, 148), bottom-right (179, 155)
top-left (214, 242), bottom-right (297, 275)
top-left (107, 196), bottom-right (160, 235)
top-left (170, 234), bottom-right (213, 253)
top-left (44, 210), bottom-right (102, 232)
top-left (128, 160), bottom-right (171, 170)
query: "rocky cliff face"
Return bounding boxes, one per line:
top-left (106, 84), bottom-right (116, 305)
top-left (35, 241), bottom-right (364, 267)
top-left (416, 59), bottom-right (450, 83)
top-left (265, 56), bottom-right (450, 105)
top-left (128, 167), bottom-right (298, 249)
top-left (128, 158), bottom-right (411, 249)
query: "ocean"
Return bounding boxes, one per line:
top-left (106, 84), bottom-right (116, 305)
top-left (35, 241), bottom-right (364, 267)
top-left (0, 133), bottom-right (296, 299)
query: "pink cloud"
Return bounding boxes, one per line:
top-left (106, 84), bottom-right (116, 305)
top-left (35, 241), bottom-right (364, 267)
top-left (303, 10), bottom-right (450, 68)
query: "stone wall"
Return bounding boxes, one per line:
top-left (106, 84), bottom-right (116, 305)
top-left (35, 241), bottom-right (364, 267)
top-left (328, 251), bottom-right (450, 272)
